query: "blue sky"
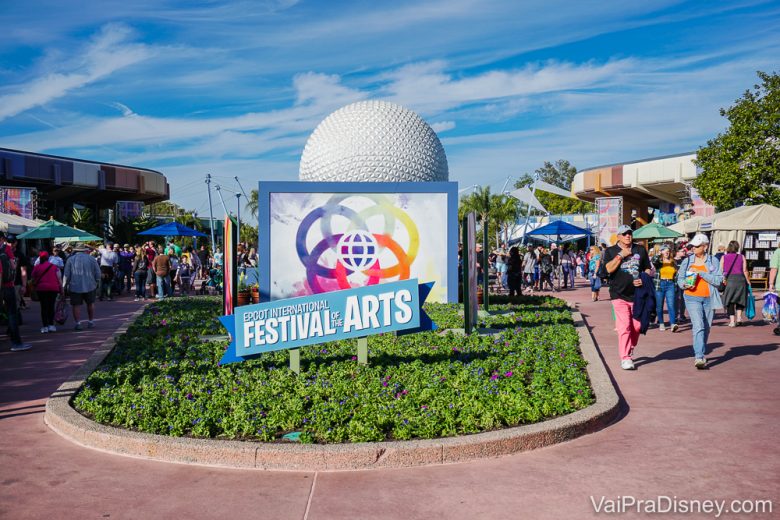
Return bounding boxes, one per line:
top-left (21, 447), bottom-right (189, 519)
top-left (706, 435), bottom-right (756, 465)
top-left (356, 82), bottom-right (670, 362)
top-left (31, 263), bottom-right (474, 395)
top-left (1, 0), bottom-right (778, 214)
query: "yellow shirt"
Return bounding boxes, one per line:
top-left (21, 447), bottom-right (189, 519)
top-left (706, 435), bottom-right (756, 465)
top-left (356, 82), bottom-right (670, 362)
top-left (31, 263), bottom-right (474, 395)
top-left (659, 259), bottom-right (675, 280)
top-left (685, 264), bottom-right (710, 297)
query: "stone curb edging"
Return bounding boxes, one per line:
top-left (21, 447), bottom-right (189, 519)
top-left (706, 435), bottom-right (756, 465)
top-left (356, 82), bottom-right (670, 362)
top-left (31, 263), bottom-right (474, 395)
top-left (45, 304), bottom-right (619, 471)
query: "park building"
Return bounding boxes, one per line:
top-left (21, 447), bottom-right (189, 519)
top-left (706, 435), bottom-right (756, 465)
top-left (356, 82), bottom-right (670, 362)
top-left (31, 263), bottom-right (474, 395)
top-left (571, 151), bottom-right (715, 229)
top-left (0, 147), bottom-right (169, 232)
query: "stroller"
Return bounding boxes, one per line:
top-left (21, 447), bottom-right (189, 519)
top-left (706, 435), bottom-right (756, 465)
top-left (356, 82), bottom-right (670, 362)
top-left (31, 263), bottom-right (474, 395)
top-left (199, 267), bottom-right (224, 295)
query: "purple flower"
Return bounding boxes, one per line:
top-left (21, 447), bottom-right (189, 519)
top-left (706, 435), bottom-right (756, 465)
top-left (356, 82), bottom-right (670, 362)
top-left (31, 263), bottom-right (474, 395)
top-left (186, 393), bottom-right (193, 400)
top-left (504, 371), bottom-right (513, 378)
top-left (420, 405), bottom-right (428, 410)
top-left (351, 356), bottom-right (357, 361)
top-left (490, 374), bottom-right (499, 381)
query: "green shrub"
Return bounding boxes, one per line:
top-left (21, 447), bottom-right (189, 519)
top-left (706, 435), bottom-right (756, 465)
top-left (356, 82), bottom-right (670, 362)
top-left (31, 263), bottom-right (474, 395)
top-left (73, 295), bottom-right (593, 444)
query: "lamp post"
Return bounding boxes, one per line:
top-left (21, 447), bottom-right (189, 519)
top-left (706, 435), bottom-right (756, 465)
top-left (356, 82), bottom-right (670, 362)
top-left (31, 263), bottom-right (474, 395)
top-left (235, 192), bottom-right (242, 247)
top-left (206, 174), bottom-right (216, 252)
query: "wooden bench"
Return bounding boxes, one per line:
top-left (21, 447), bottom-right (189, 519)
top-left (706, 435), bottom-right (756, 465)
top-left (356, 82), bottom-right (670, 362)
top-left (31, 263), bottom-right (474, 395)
top-left (749, 267), bottom-right (768, 290)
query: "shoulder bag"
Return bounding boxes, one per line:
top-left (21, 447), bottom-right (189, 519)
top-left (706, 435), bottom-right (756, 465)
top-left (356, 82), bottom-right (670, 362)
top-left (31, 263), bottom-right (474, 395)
top-left (29, 263), bottom-right (55, 302)
top-left (718, 255), bottom-right (738, 293)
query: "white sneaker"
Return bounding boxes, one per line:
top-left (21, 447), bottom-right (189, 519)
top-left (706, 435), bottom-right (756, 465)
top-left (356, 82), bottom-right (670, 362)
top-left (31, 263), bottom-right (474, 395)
top-left (671, 324), bottom-right (679, 333)
top-left (695, 358), bottom-right (707, 369)
top-left (659, 323), bottom-right (666, 331)
top-left (40, 327), bottom-right (48, 334)
top-left (48, 325), bottom-right (57, 332)
top-left (621, 359), bottom-right (636, 370)
top-left (134, 297), bottom-right (140, 302)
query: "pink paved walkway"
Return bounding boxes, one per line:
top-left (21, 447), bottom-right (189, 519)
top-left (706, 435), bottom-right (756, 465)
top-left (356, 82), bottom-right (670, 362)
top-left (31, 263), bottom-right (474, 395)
top-left (1, 283), bottom-right (778, 519)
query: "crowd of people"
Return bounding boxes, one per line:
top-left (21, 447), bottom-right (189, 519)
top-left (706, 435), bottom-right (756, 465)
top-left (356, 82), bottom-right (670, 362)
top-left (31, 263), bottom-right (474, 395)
top-left (487, 243), bottom-right (592, 297)
top-left (478, 225), bottom-right (771, 372)
top-left (597, 225), bottom-right (761, 371)
top-left (1, 234), bottom-right (249, 352)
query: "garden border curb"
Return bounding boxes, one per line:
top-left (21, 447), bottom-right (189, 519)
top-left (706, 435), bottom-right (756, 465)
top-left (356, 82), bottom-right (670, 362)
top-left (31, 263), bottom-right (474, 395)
top-left (45, 303), bottom-right (620, 471)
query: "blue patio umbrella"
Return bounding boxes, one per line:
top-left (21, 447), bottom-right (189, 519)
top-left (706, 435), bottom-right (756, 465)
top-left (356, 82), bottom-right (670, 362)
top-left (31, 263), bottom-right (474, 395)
top-left (527, 220), bottom-right (592, 242)
top-left (138, 222), bottom-right (208, 237)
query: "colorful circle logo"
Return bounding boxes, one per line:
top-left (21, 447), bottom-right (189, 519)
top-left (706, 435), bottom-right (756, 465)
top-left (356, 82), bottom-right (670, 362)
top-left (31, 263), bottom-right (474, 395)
top-left (337, 231), bottom-right (378, 271)
top-left (296, 194), bottom-right (419, 293)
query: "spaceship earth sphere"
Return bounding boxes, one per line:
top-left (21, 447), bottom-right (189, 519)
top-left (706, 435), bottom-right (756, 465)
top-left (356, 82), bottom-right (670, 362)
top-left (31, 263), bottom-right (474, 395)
top-left (299, 100), bottom-right (449, 182)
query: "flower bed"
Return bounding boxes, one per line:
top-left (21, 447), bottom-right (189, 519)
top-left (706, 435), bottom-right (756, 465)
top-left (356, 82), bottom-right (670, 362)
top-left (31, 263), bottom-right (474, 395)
top-left (73, 296), bottom-right (593, 444)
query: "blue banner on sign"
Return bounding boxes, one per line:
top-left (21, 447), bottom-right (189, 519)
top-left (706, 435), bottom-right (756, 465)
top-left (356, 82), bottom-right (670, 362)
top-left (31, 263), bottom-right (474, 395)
top-left (219, 279), bottom-right (436, 365)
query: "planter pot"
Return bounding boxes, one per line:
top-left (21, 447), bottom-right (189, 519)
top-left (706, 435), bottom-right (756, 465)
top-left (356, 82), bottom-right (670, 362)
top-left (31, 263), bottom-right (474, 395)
top-left (237, 291), bottom-right (251, 306)
top-left (251, 292), bottom-right (260, 304)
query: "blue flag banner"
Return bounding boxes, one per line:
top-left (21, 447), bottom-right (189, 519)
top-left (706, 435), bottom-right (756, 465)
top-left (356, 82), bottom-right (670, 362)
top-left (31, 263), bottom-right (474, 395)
top-left (219, 279), bottom-right (436, 365)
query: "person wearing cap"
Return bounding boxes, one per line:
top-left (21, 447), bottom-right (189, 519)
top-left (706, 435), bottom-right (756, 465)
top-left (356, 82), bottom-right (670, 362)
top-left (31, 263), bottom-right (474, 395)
top-left (602, 224), bottom-right (652, 370)
top-left (676, 233), bottom-right (724, 369)
top-left (652, 243), bottom-right (679, 332)
top-left (0, 231), bottom-right (32, 351)
top-left (63, 244), bottom-right (102, 331)
top-left (30, 251), bottom-right (63, 333)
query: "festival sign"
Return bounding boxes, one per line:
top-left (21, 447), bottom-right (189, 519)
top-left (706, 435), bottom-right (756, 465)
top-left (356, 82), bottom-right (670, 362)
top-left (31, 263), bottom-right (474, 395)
top-left (219, 279), bottom-right (435, 365)
top-left (257, 181), bottom-right (458, 304)
top-left (596, 196), bottom-right (623, 246)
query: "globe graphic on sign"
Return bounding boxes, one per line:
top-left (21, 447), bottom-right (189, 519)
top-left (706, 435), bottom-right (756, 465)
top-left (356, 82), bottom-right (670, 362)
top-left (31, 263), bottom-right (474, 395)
top-left (336, 231), bottom-right (378, 271)
top-left (299, 100), bottom-right (449, 182)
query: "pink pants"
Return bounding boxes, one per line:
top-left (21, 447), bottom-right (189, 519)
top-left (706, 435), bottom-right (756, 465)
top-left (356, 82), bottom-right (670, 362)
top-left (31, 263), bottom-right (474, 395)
top-left (612, 299), bottom-right (641, 360)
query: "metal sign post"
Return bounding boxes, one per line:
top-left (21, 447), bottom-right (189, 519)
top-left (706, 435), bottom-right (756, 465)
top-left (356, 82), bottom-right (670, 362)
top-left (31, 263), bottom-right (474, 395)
top-left (483, 219), bottom-right (489, 312)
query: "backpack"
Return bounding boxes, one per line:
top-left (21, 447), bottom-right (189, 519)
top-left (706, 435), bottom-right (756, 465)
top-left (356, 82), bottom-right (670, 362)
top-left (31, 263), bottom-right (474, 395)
top-left (0, 250), bottom-right (13, 285)
top-left (541, 256), bottom-right (553, 274)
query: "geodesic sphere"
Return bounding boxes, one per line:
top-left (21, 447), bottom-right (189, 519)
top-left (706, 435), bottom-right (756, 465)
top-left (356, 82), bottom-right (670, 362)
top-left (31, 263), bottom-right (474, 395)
top-left (299, 100), bottom-right (449, 182)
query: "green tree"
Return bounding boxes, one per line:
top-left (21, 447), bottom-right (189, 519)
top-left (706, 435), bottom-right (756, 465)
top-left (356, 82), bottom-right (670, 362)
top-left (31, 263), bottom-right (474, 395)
top-left (693, 71), bottom-right (780, 209)
top-left (246, 189), bottom-right (259, 218)
top-left (459, 186), bottom-right (520, 248)
top-left (513, 160), bottom-right (594, 215)
top-left (69, 207), bottom-right (100, 235)
top-left (147, 201), bottom-right (186, 216)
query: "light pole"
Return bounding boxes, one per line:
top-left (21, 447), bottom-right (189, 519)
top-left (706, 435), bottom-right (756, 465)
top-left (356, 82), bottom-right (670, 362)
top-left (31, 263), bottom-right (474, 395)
top-left (214, 185), bottom-right (229, 217)
top-left (206, 174), bottom-right (216, 252)
top-left (235, 192), bottom-right (242, 246)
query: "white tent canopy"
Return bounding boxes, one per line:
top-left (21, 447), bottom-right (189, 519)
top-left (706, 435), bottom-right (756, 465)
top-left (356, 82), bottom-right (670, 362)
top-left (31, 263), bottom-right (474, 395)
top-left (0, 213), bottom-right (43, 235)
top-left (667, 215), bottom-right (707, 235)
top-left (509, 187), bottom-right (546, 213)
top-left (668, 204), bottom-right (780, 248)
top-left (703, 204), bottom-right (780, 249)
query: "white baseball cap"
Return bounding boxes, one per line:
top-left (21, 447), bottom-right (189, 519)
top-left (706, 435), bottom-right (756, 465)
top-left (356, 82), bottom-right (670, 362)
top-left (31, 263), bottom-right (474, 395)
top-left (689, 233), bottom-right (710, 246)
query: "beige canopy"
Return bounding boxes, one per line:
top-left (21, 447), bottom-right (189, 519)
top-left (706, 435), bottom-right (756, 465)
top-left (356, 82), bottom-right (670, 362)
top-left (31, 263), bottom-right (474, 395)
top-left (699, 204), bottom-right (780, 249)
top-left (0, 212), bottom-right (43, 235)
top-left (667, 215), bottom-right (707, 235)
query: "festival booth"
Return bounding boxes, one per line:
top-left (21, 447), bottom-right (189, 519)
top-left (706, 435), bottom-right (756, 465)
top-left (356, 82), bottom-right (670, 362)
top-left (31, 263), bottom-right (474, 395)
top-left (699, 204), bottom-right (780, 249)
top-left (0, 212), bottom-right (42, 235)
top-left (699, 204), bottom-right (780, 289)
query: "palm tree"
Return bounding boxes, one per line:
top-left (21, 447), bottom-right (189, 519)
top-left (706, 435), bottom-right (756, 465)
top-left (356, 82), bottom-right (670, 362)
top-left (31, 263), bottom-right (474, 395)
top-left (246, 189), bottom-right (259, 218)
top-left (460, 185), bottom-right (493, 225)
top-left (490, 194), bottom-right (519, 248)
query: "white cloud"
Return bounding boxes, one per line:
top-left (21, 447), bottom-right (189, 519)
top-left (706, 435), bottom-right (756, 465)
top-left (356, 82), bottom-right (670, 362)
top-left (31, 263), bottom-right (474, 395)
top-left (293, 72), bottom-right (366, 108)
top-left (0, 24), bottom-right (153, 121)
top-left (382, 59), bottom-right (635, 113)
top-left (431, 121), bottom-right (456, 133)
